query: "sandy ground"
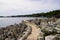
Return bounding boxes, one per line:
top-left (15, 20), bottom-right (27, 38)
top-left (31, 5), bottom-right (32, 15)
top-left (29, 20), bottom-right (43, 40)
top-left (25, 21), bottom-right (39, 40)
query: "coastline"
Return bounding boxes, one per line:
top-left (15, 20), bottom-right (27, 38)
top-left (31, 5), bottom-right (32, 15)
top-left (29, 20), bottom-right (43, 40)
top-left (0, 17), bottom-right (60, 40)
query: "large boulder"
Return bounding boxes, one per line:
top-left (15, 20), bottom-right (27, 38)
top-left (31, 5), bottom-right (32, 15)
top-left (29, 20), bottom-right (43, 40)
top-left (54, 25), bottom-right (60, 34)
top-left (45, 34), bottom-right (60, 40)
top-left (45, 35), bottom-right (56, 40)
top-left (41, 26), bottom-right (56, 36)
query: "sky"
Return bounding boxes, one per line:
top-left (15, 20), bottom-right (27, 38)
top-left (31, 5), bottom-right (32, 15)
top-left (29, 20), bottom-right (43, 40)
top-left (0, 0), bottom-right (60, 16)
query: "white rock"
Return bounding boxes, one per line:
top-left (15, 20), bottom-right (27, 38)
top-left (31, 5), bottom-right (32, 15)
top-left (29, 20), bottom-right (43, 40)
top-left (45, 35), bottom-right (56, 40)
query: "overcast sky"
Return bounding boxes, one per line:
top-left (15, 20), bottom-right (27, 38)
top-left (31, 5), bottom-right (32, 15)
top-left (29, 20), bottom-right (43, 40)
top-left (0, 0), bottom-right (60, 16)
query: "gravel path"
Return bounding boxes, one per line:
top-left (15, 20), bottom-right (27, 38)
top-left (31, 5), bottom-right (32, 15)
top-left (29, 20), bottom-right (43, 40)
top-left (25, 21), bottom-right (40, 40)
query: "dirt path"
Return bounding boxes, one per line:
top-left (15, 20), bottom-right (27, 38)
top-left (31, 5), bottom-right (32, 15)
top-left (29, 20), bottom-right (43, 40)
top-left (25, 21), bottom-right (40, 40)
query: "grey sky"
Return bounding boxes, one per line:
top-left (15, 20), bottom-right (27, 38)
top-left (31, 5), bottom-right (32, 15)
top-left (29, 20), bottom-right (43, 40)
top-left (0, 0), bottom-right (60, 16)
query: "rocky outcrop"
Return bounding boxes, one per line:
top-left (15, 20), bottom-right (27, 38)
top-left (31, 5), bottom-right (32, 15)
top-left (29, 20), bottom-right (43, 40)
top-left (35, 18), bottom-right (60, 40)
top-left (25, 18), bottom-right (60, 40)
top-left (0, 21), bottom-right (32, 40)
top-left (0, 17), bottom-right (60, 40)
top-left (18, 26), bottom-right (32, 40)
top-left (45, 34), bottom-right (60, 40)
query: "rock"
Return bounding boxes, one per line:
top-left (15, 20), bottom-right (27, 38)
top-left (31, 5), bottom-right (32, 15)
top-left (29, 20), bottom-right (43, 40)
top-left (37, 30), bottom-right (45, 40)
top-left (45, 35), bottom-right (57, 40)
top-left (41, 27), bottom-right (55, 36)
top-left (55, 25), bottom-right (60, 34)
top-left (5, 38), bottom-right (11, 40)
top-left (37, 36), bottom-right (45, 40)
top-left (45, 34), bottom-right (60, 40)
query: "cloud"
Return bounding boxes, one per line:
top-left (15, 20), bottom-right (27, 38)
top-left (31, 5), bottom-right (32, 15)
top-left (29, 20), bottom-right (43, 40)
top-left (0, 0), bottom-right (60, 16)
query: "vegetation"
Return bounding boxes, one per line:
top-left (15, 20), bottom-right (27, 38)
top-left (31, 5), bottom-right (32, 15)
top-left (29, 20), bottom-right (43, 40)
top-left (9, 10), bottom-right (60, 18)
top-left (26, 10), bottom-right (60, 18)
top-left (0, 10), bottom-right (60, 18)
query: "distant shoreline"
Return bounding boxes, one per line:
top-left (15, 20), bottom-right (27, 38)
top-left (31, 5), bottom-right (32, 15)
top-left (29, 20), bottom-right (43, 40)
top-left (0, 17), bottom-right (47, 18)
top-left (0, 10), bottom-right (60, 18)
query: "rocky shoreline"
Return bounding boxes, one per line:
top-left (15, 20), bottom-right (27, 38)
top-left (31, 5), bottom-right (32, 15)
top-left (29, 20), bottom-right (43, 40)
top-left (0, 21), bottom-right (32, 40)
top-left (27, 17), bottom-right (60, 40)
top-left (0, 17), bottom-right (60, 40)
